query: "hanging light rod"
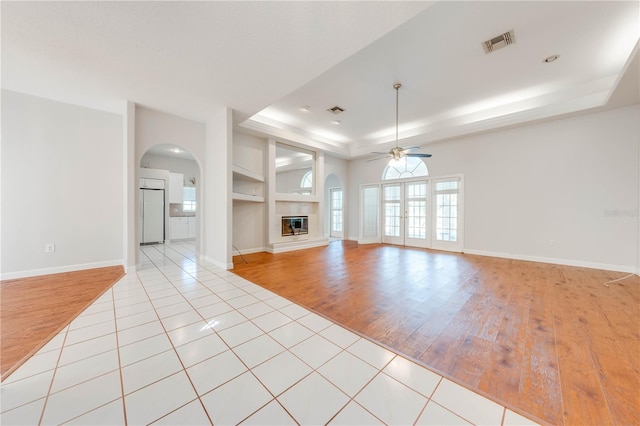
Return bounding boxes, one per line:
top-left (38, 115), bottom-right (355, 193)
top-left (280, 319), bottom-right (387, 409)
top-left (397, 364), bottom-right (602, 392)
top-left (370, 82), bottom-right (433, 162)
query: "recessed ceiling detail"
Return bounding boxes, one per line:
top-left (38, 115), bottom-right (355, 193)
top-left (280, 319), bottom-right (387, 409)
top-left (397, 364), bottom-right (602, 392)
top-left (482, 30), bottom-right (515, 54)
top-left (327, 106), bottom-right (345, 114)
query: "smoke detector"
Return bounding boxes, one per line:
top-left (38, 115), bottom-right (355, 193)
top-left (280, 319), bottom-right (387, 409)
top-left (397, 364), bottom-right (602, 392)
top-left (482, 30), bottom-right (515, 54)
top-left (327, 105), bottom-right (345, 114)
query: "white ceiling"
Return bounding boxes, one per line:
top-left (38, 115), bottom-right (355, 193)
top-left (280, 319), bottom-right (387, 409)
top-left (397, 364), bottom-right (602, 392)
top-left (2, 1), bottom-right (638, 160)
top-left (243, 1), bottom-right (640, 158)
top-left (1, 1), bottom-right (430, 123)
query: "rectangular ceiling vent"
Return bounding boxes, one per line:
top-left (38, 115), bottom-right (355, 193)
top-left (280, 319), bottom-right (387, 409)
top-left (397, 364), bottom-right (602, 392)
top-left (482, 30), bottom-right (515, 54)
top-left (327, 105), bottom-right (345, 114)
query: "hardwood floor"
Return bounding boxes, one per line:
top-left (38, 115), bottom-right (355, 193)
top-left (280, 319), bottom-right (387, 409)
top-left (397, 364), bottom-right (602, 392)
top-left (0, 266), bottom-right (124, 380)
top-left (232, 241), bottom-right (640, 426)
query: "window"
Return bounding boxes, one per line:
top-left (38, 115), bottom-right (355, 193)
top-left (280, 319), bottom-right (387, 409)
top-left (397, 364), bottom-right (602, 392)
top-left (330, 188), bottom-right (343, 234)
top-left (300, 171), bottom-right (313, 194)
top-left (183, 187), bottom-right (196, 212)
top-left (434, 179), bottom-right (459, 242)
top-left (382, 157), bottom-right (428, 180)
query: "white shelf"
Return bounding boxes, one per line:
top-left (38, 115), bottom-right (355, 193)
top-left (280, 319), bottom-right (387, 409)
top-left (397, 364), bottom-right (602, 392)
top-left (274, 193), bottom-right (320, 203)
top-left (232, 192), bottom-right (265, 203)
top-left (232, 165), bottom-right (264, 182)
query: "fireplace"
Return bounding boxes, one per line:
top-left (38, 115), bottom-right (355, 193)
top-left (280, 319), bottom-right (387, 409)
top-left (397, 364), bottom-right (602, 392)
top-left (281, 216), bottom-right (308, 236)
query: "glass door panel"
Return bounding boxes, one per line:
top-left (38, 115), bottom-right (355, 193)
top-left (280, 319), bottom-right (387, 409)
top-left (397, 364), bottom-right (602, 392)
top-left (405, 181), bottom-right (429, 248)
top-left (382, 184), bottom-right (403, 245)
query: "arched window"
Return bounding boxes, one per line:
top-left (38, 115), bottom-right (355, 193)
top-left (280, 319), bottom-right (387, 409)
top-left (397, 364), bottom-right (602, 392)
top-left (300, 171), bottom-right (313, 194)
top-left (382, 157), bottom-right (428, 180)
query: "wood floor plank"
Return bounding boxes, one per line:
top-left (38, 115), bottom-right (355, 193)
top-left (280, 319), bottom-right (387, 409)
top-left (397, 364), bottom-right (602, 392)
top-left (232, 241), bottom-right (640, 425)
top-left (1, 266), bottom-right (124, 380)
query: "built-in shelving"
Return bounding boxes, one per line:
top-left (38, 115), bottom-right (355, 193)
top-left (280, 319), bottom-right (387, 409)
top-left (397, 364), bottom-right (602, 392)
top-left (274, 193), bottom-right (320, 203)
top-left (232, 192), bottom-right (265, 203)
top-left (232, 165), bottom-right (264, 182)
top-left (232, 164), bottom-right (265, 203)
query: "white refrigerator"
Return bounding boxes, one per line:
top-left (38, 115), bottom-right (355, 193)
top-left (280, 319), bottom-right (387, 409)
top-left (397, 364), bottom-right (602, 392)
top-left (140, 188), bottom-right (165, 244)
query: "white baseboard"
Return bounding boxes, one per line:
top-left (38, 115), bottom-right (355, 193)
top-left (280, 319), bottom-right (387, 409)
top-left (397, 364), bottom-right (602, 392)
top-left (1, 259), bottom-right (124, 281)
top-left (200, 255), bottom-right (233, 271)
top-left (232, 247), bottom-right (267, 256)
top-left (463, 249), bottom-right (638, 274)
top-left (270, 239), bottom-right (329, 254)
top-left (357, 238), bottom-right (381, 245)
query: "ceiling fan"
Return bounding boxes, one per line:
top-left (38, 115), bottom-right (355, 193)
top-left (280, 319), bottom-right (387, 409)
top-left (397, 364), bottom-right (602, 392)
top-left (370, 83), bottom-right (432, 162)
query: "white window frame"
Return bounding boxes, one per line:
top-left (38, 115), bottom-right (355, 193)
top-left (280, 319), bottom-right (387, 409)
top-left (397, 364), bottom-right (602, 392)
top-left (182, 186), bottom-right (196, 212)
top-left (359, 174), bottom-right (464, 253)
top-left (329, 187), bottom-right (344, 239)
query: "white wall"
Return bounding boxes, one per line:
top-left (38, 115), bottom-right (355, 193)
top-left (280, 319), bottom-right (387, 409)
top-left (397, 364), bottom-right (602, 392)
top-left (204, 108), bottom-right (233, 269)
top-left (348, 105), bottom-right (639, 272)
top-left (1, 90), bottom-right (123, 278)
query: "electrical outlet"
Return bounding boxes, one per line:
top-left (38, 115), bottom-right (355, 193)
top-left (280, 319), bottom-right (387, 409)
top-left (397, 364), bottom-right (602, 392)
top-left (45, 243), bottom-right (55, 253)
top-left (549, 239), bottom-right (556, 246)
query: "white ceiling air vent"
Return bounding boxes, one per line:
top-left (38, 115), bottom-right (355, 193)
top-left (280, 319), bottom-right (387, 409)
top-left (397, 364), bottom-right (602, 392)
top-left (327, 105), bottom-right (345, 114)
top-left (482, 30), bottom-right (515, 54)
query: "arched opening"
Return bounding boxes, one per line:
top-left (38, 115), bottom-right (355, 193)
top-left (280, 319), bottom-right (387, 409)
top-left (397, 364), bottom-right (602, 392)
top-left (138, 144), bottom-right (202, 252)
top-left (324, 173), bottom-right (344, 239)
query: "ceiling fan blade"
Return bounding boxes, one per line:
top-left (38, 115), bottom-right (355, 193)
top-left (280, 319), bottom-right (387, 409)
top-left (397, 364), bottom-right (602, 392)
top-left (406, 153), bottom-right (432, 158)
top-left (366, 156), bottom-right (388, 162)
top-left (371, 151), bottom-right (389, 155)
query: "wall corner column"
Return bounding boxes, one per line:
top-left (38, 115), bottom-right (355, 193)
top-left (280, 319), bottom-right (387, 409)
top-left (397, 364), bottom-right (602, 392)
top-left (123, 100), bottom-right (137, 272)
top-left (204, 107), bottom-right (233, 269)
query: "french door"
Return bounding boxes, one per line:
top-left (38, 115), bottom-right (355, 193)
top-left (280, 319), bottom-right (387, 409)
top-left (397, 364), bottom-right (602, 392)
top-left (363, 176), bottom-right (463, 252)
top-left (382, 180), bottom-right (429, 248)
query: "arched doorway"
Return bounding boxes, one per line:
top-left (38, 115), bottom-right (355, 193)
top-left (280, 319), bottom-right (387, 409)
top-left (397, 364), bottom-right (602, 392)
top-left (325, 173), bottom-right (344, 240)
top-left (139, 144), bottom-right (202, 250)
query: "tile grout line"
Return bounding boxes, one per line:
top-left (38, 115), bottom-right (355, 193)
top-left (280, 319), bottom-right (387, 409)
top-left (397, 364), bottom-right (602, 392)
top-left (145, 244), bottom-right (290, 424)
top-left (137, 246), bottom-right (216, 425)
top-left (36, 314), bottom-right (74, 424)
top-left (156, 242), bottom-right (440, 425)
top-left (146, 244), bottom-right (311, 424)
top-left (111, 285), bottom-right (129, 426)
top-left (162, 242), bottom-right (536, 425)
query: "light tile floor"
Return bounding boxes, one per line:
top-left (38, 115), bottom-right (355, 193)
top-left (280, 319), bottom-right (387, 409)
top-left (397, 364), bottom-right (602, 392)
top-left (1, 242), bottom-right (540, 425)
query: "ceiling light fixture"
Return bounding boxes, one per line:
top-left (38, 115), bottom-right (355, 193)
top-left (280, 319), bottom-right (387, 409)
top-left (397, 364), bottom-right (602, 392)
top-left (331, 120), bottom-right (341, 125)
top-left (370, 83), bottom-right (432, 164)
top-left (544, 54), bottom-right (560, 63)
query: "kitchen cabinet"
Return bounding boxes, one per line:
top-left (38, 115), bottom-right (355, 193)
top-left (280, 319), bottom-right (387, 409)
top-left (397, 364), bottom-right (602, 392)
top-left (170, 217), bottom-right (189, 240)
top-left (140, 178), bottom-right (164, 189)
top-left (169, 173), bottom-right (184, 203)
top-left (171, 216), bottom-right (196, 240)
top-left (188, 217), bottom-right (196, 238)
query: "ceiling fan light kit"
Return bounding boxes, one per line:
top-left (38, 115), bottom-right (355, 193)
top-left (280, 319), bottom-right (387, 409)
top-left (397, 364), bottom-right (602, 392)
top-left (372, 82), bottom-right (432, 164)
